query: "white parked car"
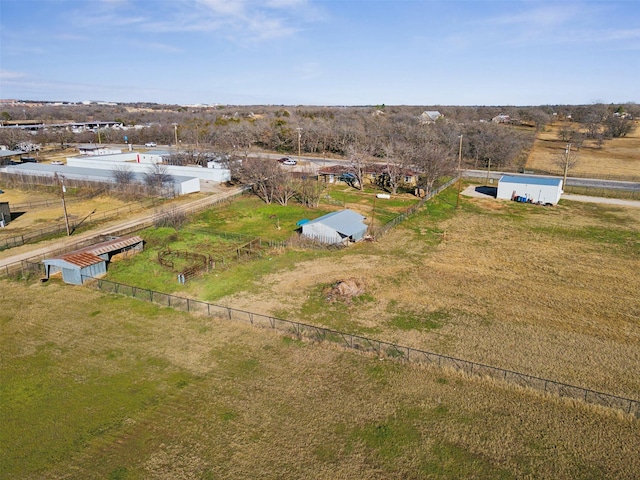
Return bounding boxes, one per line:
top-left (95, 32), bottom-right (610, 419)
top-left (145, 142), bottom-right (157, 147)
top-left (51, 161), bottom-right (64, 165)
top-left (282, 159), bottom-right (297, 165)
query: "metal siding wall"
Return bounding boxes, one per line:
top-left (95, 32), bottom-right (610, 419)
top-left (302, 223), bottom-right (342, 244)
top-left (62, 267), bottom-right (82, 285)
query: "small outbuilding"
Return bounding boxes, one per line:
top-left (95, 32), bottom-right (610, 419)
top-left (0, 202), bottom-right (11, 227)
top-left (42, 235), bottom-right (143, 285)
top-left (301, 209), bottom-right (368, 245)
top-left (497, 175), bottom-right (563, 205)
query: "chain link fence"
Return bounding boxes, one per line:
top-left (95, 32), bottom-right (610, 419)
top-left (87, 277), bottom-right (639, 418)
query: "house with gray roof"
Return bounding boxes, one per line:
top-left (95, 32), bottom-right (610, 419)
top-left (420, 111), bottom-right (443, 124)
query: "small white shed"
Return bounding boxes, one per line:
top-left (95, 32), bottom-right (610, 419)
top-left (497, 175), bottom-right (563, 205)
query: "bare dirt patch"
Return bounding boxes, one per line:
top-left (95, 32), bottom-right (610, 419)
top-left (326, 278), bottom-right (367, 303)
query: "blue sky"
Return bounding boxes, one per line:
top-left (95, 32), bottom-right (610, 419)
top-left (1, 0), bottom-right (638, 105)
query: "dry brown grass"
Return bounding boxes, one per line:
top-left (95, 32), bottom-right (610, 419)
top-left (2, 280), bottom-right (640, 479)
top-left (0, 187), bottom-right (131, 238)
top-left (221, 197), bottom-right (640, 399)
top-left (525, 120), bottom-right (640, 178)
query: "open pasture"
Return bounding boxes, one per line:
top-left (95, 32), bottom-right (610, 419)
top-left (525, 121), bottom-right (640, 179)
top-left (2, 279), bottom-right (639, 479)
top-left (206, 188), bottom-right (640, 400)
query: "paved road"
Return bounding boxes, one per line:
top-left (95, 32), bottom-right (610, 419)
top-left (462, 169), bottom-right (640, 192)
top-left (0, 187), bottom-right (245, 274)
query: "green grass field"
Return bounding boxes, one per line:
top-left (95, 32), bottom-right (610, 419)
top-left (2, 280), bottom-right (639, 479)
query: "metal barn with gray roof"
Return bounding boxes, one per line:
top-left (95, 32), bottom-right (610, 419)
top-left (300, 209), bottom-right (368, 245)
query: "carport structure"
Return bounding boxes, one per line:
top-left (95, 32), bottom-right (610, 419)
top-left (42, 235), bottom-right (143, 285)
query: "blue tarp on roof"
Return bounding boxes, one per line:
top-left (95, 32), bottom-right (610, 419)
top-left (499, 175), bottom-right (562, 187)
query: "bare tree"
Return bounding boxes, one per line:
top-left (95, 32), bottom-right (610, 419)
top-left (415, 143), bottom-right (456, 196)
top-left (225, 122), bottom-right (257, 161)
top-left (557, 124), bottom-right (580, 143)
top-left (346, 143), bottom-right (372, 190)
top-left (296, 172), bottom-right (326, 208)
top-left (272, 170), bottom-right (297, 206)
top-left (143, 163), bottom-right (174, 195)
top-left (464, 123), bottom-right (530, 170)
top-left (603, 115), bottom-right (635, 138)
top-left (238, 157), bottom-right (281, 203)
top-left (380, 134), bottom-right (417, 194)
top-left (111, 164), bottom-right (136, 189)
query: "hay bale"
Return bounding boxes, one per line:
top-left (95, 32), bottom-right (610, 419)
top-left (326, 278), bottom-right (366, 304)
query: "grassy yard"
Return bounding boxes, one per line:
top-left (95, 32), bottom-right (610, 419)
top-left (2, 279), bottom-right (639, 479)
top-left (162, 186), bottom-right (639, 401)
top-left (105, 187), bottom-right (420, 299)
top-left (3, 182), bottom-right (639, 478)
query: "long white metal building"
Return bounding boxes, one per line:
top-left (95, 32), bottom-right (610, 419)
top-left (1, 163), bottom-right (201, 195)
top-left (497, 175), bottom-right (563, 205)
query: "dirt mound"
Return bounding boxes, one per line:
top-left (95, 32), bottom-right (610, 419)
top-left (326, 278), bottom-right (366, 304)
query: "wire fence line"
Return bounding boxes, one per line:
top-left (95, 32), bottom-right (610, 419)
top-left (374, 177), bottom-right (458, 239)
top-left (85, 276), bottom-right (639, 418)
top-left (0, 188), bottom-right (248, 277)
top-left (0, 202), bottom-right (146, 251)
top-left (4, 181), bottom-right (639, 416)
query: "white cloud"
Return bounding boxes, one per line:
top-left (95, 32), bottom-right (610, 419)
top-left (0, 70), bottom-right (26, 80)
top-left (489, 4), bottom-right (579, 28)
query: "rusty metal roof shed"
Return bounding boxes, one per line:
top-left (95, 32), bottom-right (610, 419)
top-left (81, 235), bottom-right (143, 256)
top-left (60, 252), bottom-right (104, 268)
top-left (42, 235), bottom-right (143, 285)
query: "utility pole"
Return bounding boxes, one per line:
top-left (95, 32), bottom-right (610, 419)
top-left (486, 158), bottom-right (491, 185)
top-left (371, 194), bottom-right (377, 236)
top-left (57, 174), bottom-right (71, 236)
top-left (97, 124), bottom-right (102, 144)
top-left (456, 134), bottom-right (463, 209)
top-left (563, 143), bottom-right (571, 189)
top-left (173, 123), bottom-right (179, 148)
top-left (296, 127), bottom-right (303, 162)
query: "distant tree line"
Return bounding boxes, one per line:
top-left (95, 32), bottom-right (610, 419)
top-left (1, 102), bottom-right (636, 203)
